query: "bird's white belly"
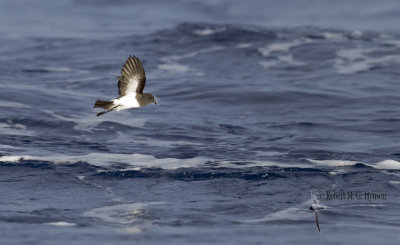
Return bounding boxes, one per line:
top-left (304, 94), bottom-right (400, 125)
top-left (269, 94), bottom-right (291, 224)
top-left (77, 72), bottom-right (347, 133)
top-left (112, 96), bottom-right (139, 111)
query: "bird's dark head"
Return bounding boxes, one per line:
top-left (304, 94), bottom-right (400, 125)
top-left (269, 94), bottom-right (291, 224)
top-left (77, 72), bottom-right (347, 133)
top-left (142, 93), bottom-right (157, 106)
top-left (148, 94), bottom-right (157, 104)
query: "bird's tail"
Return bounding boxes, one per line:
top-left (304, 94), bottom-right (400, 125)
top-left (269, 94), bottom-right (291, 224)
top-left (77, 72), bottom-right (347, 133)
top-left (94, 100), bottom-right (114, 109)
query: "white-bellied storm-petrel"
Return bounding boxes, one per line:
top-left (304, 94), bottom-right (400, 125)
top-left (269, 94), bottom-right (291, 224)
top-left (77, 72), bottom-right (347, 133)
top-left (94, 56), bottom-right (157, 116)
top-left (309, 187), bottom-right (324, 232)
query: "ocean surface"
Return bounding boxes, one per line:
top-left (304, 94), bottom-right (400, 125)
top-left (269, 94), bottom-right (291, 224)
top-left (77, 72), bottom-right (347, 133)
top-left (1, 0), bottom-right (400, 244)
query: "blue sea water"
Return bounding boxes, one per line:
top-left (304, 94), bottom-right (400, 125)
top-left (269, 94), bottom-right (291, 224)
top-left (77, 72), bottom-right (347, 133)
top-left (1, 0), bottom-right (400, 244)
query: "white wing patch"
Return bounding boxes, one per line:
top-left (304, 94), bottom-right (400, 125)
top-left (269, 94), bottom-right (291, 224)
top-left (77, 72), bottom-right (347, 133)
top-left (124, 76), bottom-right (140, 95)
top-left (112, 95), bottom-right (139, 111)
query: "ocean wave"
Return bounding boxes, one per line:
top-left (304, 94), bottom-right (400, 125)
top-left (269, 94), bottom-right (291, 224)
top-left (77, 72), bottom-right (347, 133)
top-left (0, 100), bottom-right (32, 108)
top-left (83, 202), bottom-right (164, 225)
top-left (258, 40), bottom-right (305, 57)
top-left (2, 22), bottom-right (400, 176)
top-left (193, 27), bottom-right (226, 36)
top-left (1, 152), bottom-right (399, 172)
top-left (44, 110), bottom-right (147, 132)
top-left (0, 153), bottom-right (209, 170)
top-left (308, 159), bottom-right (400, 170)
top-left (108, 132), bottom-right (203, 148)
top-left (0, 153), bottom-right (312, 172)
top-left (43, 221), bottom-right (77, 226)
top-left (0, 121), bottom-right (36, 136)
top-left (334, 47), bottom-right (400, 74)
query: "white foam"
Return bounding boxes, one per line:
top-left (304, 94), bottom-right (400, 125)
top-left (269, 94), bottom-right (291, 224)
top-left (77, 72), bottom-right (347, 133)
top-left (2, 151), bottom-right (398, 171)
top-left (351, 30), bottom-right (363, 38)
top-left (0, 155), bottom-right (26, 162)
top-left (76, 175), bottom-right (85, 181)
top-left (0, 152), bottom-right (316, 170)
top-left (307, 159), bottom-right (360, 167)
top-left (260, 54), bottom-right (304, 69)
top-left (279, 55), bottom-right (304, 65)
top-left (328, 169), bottom-right (349, 175)
top-left (218, 160), bottom-right (313, 169)
top-left (308, 159), bottom-right (400, 170)
top-left (389, 181), bottom-right (400, 185)
top-left (334, 48), bottom-right (372, 74)
top-left (336, 48), bottom-right (365, 61)
top-left (193, 28), bottom-right (224, 36)
top-left (259, 60), bottom-right (279, 69)
top-left (243, 207), bottom-right (310, 223)
top-left (0, 122), bottom-right (36, 136)
top-left (321, 32), bottom-right (344, 41)
top-left (374, 160), bottom-right (400, 170)
top-left (258, 41), bottom-right (302, 57)
top-left (236, 43), bottom-right (252, 48)
top-left (158, 46), bottom-right (223, 75)
top-left (335, 61), bottom-right (374, 74)
top-left (83, 202), bottom-right (164, 224)
top-left (0, 153), bottom-right (210, 170)
top-left (334, 48), bottom-right (400, 74)
top-left (44, 221), bottom-right (77, 226)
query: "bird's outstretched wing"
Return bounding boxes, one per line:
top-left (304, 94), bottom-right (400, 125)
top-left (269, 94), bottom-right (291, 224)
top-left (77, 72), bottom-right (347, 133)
top-left (312, 187), bottom-right (317, 204)
top-left (314, 211), bottom-right (320, 232)
top-left (117, 56), bottom-right (146, 96)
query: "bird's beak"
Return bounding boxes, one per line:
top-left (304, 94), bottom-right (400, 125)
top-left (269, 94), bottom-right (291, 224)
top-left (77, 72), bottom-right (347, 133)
top-left (153, 99), bottom-right (157, 105)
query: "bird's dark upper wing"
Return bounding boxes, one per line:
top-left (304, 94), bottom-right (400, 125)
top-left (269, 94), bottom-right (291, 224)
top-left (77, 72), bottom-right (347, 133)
top-left (315, 211), bottom-right (320, 232)
top-left (117, 56), bottom-right (146, 96)
top-left (312, 188), bottom-right (317, 204)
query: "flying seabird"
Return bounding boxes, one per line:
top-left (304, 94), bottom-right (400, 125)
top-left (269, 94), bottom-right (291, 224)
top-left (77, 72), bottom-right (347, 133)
top-left (309, 187), bottom-right (324, 232)
top-left (94, 56), bottom-right (157, 116)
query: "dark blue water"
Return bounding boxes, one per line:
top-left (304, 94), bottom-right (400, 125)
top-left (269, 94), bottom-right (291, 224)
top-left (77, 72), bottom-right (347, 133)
top-left (1, 1), bottom-right (400, 244)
